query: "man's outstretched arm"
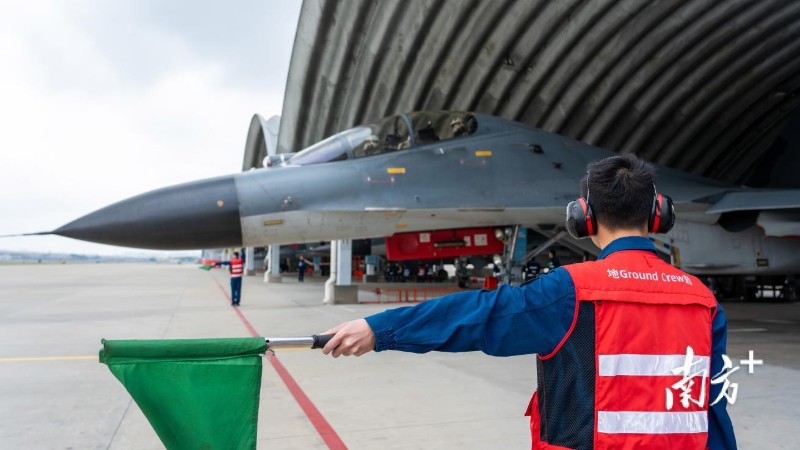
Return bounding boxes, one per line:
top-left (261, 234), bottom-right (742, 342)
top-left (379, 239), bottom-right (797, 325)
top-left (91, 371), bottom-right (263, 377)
top-left (322, 268), bottom-right (575, 358)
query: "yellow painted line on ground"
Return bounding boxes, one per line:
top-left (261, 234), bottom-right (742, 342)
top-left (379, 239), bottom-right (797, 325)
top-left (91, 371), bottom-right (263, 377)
top-left (0, 355), bottom-right (96, 362)
top-left (386, 167), bottom-right (406, 174)
top-left (475, 150), bottom-right (493, 157)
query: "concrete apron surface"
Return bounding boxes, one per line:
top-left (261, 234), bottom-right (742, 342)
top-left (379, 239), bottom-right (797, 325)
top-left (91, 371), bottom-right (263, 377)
top-left (0, 263), bottom-right (796, 449)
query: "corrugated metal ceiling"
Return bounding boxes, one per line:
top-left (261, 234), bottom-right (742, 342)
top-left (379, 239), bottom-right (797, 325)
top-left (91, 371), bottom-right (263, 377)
top-left (272, 0), bottom-right (800, 186)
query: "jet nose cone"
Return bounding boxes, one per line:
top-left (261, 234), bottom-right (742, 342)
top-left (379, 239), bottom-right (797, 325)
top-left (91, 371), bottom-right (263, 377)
top-left (55, 175), bottom-right (243, 250)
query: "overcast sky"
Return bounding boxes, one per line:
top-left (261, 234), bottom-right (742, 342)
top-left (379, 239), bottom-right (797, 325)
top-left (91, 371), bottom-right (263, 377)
top-left (0, 0), bottom-right (302, 256)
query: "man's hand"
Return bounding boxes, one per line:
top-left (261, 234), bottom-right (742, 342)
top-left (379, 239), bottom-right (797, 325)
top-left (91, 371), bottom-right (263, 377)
top-left (321, 319), bottom-right (376, 358)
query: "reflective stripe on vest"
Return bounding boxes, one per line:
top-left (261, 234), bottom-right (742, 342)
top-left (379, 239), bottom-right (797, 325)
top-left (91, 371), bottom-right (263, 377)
top-left (598, 352), bottom-right (711, 436)
top-left (599, 354), bottom-right (710, 376)
top-left (531, 250), bottom-right (717, 450)
top-left (598, 411), bottom-right (708, 434)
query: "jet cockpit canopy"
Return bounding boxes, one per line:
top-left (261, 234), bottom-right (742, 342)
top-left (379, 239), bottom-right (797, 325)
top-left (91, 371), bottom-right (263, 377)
top-left (286, 111), bottom-right (477, 166)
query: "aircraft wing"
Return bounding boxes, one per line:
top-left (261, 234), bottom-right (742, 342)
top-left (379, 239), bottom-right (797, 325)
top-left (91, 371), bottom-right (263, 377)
top-left (704, 189), bottom-right (800, 238)
top-left (705, 190), bottom-right (800, 214)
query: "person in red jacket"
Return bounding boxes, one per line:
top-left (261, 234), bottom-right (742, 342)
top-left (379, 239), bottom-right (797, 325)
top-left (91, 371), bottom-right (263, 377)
top-left (321, 155), bottom-right (737, 449)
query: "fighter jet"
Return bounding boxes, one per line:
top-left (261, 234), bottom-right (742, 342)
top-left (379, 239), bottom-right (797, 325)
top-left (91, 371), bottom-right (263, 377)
top-left (39, 111), bottom-right (800, 277)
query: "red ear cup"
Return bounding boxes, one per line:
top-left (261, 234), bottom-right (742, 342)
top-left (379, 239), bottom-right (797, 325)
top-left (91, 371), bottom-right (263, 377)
top-left (565, 197), bottom-right (597, 239)
top-left (649, 193), bottom-right (675, 234)
top-left (581, 198), bottom-right (595, 236)
top-left (650, 194), bottom-right (663, 233)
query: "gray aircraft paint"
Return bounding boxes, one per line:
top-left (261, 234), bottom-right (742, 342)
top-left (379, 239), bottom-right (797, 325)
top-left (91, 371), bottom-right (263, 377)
top-left (50, 113), bottom-right (800, 276)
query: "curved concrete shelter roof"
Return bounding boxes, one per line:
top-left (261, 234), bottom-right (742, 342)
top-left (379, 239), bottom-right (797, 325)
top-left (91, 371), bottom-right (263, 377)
top-left (270, 0), bottom-right (800, 187)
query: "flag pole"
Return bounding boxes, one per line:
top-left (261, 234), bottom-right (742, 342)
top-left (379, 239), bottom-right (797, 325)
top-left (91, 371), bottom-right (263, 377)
top-left (265, 334), bottom-right (333, 351)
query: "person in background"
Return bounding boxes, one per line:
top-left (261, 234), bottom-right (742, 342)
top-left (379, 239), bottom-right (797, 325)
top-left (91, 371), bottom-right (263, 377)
top-left (363, 135), bottom-right (380, 155)
top-left (297, 256), bottom-right (308, 283)
top-left (450, 117), bottom-right (468, 137)
top-left (523, 259), bottom-right (541, 282)
top-left (492, 262), bottom-right (502, 283)
top-left (216, 251), bottom-right (244, 306)
top-left (546, 249), bottom-right (561, 270)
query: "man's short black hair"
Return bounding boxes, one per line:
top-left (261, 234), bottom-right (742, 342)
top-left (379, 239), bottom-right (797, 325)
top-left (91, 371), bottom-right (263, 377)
top-left (233, 251), bottom-right (240, 258)
top-left (581, 154), bottom-right (656, 231)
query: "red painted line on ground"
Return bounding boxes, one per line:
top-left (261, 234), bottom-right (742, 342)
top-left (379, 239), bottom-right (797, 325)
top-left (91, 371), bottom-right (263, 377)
top-left (210, 277), bottom-right (261, 337)
top-left (208, 273), bottom-right (347, 449)
top-left (266, 354), bottom-right (348, 449)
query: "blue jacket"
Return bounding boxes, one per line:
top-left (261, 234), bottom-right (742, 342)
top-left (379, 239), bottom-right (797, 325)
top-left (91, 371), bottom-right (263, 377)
top-left (365, 236), bottom-right (736, 449)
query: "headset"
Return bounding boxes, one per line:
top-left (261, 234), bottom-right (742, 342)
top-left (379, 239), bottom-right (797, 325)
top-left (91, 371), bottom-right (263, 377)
top-left (565, 175), bottom-right (675, 239)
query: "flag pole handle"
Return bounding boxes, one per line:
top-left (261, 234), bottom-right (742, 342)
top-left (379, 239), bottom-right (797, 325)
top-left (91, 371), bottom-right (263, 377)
top-left (311, 334), bottom-right (334, 349)
top-left (264, 334), bottom-right (335, 350)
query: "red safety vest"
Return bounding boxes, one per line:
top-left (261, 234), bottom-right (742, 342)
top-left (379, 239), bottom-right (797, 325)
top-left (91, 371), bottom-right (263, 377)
top-left (230, 258), bottom-right (244, 277)
top-left (527, 250), bottom-right (717, 450)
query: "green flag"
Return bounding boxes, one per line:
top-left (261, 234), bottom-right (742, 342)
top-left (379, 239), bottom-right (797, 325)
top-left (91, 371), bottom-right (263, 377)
top-left (99, 337), bottom-right (266, 450)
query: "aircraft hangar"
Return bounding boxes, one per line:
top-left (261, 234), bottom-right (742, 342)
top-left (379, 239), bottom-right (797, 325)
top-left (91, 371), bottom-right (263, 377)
top-left (245, 0), bottom-right (800, 190)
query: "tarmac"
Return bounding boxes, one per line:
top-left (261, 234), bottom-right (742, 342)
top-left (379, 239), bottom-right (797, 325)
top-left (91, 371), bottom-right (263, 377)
top-left (0, 263), bottom-right (798, 449)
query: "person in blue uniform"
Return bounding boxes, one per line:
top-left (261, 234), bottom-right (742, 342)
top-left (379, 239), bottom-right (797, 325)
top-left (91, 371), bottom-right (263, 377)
top-left (297, 256), bottom-right (308, 283)
top-left (546, 249), bottom-right (561, 270)
top-left (321, 155), bottom-right (736, 449)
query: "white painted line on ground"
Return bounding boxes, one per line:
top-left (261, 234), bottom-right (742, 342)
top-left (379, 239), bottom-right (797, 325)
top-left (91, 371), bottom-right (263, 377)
top-left (755, 319), bottom-right (795, 325)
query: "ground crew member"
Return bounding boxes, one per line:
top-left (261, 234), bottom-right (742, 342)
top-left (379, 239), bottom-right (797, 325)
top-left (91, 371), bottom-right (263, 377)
top-left (546, 249), bottom-right (561, 270)
top-left (216, 251), bottom-right (244, 306)
top-left (322, 154), bottom-right (736, 449)
top-left (297, 256), bottom-right (309, 283)
top-left (523, 259), bottom-right (541, 281)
